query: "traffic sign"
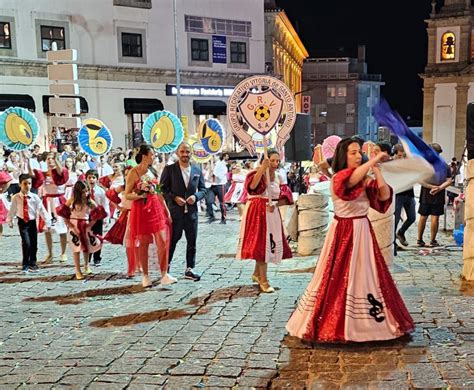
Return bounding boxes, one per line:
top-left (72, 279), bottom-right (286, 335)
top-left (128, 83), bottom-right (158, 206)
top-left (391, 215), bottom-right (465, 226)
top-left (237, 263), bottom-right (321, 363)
top-left (302, 95), bottom-right (311, 114)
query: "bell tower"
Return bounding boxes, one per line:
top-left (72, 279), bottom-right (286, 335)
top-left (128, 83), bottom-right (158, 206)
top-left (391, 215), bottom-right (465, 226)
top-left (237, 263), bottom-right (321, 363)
top-left (422, 0), bottom-right (473, 159)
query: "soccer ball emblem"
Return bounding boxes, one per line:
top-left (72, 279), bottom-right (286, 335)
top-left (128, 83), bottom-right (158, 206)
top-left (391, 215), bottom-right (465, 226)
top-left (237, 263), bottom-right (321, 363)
top-left (254, 105), bottom-right (270, 122)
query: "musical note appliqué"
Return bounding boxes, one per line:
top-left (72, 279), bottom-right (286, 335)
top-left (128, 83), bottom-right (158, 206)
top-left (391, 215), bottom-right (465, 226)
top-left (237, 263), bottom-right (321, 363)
top-left (367, 293), bottom-right (385, 323)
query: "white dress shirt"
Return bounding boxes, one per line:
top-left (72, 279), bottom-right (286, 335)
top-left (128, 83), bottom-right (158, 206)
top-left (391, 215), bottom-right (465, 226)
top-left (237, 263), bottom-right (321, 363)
top-left (212, 160), bottom-right (228, 186)
top-left (7, 191), bottom-right (51, 226)
top-left (90, 184), bottom-right (109, 217)
top-left (180, 165), bottom-right (191, 189)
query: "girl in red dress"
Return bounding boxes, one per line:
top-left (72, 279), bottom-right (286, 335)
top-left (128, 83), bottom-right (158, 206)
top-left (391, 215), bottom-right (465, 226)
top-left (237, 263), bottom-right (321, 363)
top-left (286, 138), bottom-right (414, 343)
top-left (56, 180), bottom-right (106, 280)
top-left (236, 150), bottom-right (292, 293)
top-left (124, 144), bottom-right (177, 288)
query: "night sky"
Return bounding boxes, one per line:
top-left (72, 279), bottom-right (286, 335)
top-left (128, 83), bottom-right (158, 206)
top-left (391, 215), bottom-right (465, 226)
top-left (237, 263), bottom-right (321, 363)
top-left (276, 0), bottom-right (438, 122)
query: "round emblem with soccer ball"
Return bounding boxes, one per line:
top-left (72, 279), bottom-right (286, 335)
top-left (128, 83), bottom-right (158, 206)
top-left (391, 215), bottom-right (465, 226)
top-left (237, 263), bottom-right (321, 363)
top-left (254, 105), bottom-right (270, 122)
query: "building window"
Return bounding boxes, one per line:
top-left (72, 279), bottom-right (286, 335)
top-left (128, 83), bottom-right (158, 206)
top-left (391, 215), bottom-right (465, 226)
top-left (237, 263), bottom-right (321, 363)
top-left (337, 86), bottom-right (347, 97)
top-left (122, 32), bottom-right (142, 57)
top-left (230, 41), bottom-right (246, 63)
top-left (441, 31), bottom-right (456, 61)
top-left (0, 22), bottom-right (11, 49)
top-left (185, 15), bottom-right (251, 37)
top-left (40, 25), bottom-right (65, 51)
top-left (191, 38), bottom-right (209, 61)
top-left (327, 86), bottom-right (336, 98)
top-left (130, 113), bottom-right (148, 147)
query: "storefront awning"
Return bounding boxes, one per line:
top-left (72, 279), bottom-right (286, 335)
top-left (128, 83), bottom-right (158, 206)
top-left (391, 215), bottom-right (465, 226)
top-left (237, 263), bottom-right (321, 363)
top-left (193, 100), bottom-right (227, 115)
top-left (42, 95), bottom-right (89, 113)
top-left (124, 98), bottom-right (164, 114)
top-left (0, 94), bottom-right (36, 112)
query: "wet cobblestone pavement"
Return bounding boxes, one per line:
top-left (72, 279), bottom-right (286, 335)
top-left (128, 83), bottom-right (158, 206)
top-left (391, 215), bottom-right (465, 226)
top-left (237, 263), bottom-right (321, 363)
top-left (0, 210), bottom-right (473, 389)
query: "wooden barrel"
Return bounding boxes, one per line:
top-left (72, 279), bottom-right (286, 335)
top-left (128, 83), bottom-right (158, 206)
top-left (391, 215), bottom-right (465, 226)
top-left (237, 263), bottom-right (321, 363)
top-left (297, 193), bottom-right (332, 256)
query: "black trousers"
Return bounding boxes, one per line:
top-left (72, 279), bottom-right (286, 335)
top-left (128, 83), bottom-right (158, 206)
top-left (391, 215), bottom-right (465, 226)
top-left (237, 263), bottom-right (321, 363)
top-left (89, 219), bottom-right (103, 263)
top-left (206, 185), bottom-right (226, 220)
top-left (18, 218), bottom-right (38, 269)
top-left (169, 213), bottom-right (198, 270)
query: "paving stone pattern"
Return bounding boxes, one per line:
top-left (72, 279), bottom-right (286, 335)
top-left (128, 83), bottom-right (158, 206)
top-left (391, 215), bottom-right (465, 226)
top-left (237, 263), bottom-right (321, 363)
top-left (0, 210), bottom-right (473, 389)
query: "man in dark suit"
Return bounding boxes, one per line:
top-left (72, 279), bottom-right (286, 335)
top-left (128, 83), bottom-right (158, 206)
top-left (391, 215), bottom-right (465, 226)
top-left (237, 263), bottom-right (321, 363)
top-left (160, 142), bottom-right (207, 281)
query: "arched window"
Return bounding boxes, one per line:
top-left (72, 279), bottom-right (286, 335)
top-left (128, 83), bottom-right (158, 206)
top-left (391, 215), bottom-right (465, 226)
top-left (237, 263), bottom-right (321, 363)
top-left (441, 32), bottom-right (456, 61)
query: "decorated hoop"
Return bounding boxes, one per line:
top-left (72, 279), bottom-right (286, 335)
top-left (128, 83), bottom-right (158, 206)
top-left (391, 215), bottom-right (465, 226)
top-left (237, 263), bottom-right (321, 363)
top-left (78, 118), bottom-right (113, 156)
top-left (227, 75), bottom-right (296, 155)
top-left (142, 110), bottom-right (184, 153)
top-left (190, 139), bottom-right (212, 163)
top-left (251, 129), bottom-right (277, 153)
top-left (198, 118), bottom-right (225, 154)
top-left (0, 107), bottom-right (40, 151)
top-left (322, 135), bottom-right (341, 159)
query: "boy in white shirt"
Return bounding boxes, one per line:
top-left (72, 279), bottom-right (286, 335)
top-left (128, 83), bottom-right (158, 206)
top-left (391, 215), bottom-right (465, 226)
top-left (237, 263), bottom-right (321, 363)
top-left (7, 174), bottom-right (51, 272)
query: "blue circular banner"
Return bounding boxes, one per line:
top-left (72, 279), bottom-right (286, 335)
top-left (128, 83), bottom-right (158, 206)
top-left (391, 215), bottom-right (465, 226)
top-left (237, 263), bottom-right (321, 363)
top-left (142, 110), bottom-right (184, 153)
top-left (0, 107), bottom-right (40, 151)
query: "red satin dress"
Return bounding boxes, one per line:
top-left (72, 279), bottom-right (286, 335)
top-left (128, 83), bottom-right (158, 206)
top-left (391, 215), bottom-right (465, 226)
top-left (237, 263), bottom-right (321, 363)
top-left (286, 168), bottom-right (414, 343)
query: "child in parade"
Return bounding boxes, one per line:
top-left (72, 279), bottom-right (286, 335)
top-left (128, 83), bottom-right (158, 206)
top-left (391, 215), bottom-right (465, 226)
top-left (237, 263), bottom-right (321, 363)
top-left (85, 169), bottom-right (109, 266)
top-left (40, 152), bottom-right (69, 264)
top-left (236, 150), bottom-right (292, 293)
top-left (7, 174), bottom-right (51, 272)
top-left (56, 180), bottom-right (106, 280)
top-left (286, 137), bottom-right (414, 343)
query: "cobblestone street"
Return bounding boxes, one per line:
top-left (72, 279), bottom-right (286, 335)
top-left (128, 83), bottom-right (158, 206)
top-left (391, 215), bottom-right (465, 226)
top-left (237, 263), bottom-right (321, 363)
top-left (0, 210), bottom-right (473, 389)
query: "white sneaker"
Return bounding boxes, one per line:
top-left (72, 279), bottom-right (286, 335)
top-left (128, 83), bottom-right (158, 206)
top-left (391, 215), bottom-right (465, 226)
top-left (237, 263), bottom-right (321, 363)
top-left (59, 254), bottom-right (68, 263)
top-left (160, 273), bottom-right (178, 285)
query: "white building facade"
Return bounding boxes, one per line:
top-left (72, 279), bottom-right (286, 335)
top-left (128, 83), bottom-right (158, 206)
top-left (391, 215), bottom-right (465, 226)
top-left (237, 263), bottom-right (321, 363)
top-left (0, 0), bottom-right (265, 149)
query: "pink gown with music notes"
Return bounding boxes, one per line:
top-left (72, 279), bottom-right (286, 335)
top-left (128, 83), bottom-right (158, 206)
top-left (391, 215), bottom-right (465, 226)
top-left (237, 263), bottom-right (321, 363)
top-left (286, 168), bottom-right (414, 343)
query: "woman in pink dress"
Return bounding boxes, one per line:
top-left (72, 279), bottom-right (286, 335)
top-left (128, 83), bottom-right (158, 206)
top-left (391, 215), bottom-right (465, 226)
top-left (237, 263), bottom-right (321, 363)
top-left (236, 150), bottom-right (292, 293)
top-left (286, 138), bottom-right (414, 343)
top-left (124, 144), bottom-right (177, 288)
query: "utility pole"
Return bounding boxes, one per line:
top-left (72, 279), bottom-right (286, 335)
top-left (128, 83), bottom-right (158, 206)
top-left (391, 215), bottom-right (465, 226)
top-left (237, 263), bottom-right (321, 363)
top-left (173, 0), bottom-right (182, 118)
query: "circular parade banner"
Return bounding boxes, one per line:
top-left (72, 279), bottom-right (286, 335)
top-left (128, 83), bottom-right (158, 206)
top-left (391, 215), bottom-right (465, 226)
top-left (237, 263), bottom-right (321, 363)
top-left (227, 75), bottom-right (296, 155)
top-left (0, 107), bottom-right (40, 151)
top-left (142, 110), bottom-right (184, 153)
top-left (78, 118), bottom-right (113, 156)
